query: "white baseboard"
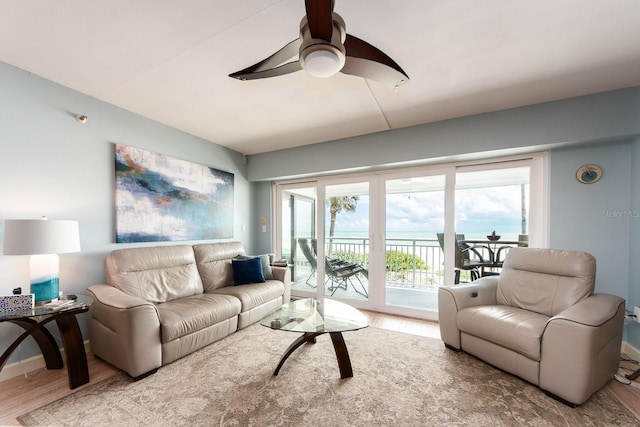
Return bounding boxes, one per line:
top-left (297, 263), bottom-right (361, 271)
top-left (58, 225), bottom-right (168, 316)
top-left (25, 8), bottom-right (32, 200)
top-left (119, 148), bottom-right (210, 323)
top-left (0, 353), bottom-right (47, 382)
top-left (0, 340), bottom-right (91, 382)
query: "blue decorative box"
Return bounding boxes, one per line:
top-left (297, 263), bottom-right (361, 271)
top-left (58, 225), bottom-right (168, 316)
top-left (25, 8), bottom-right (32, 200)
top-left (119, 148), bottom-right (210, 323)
top-left (0, 294), bottom-right (35, 312)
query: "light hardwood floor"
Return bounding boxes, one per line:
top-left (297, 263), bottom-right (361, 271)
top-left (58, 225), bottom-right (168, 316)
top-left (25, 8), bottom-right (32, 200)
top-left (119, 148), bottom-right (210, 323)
top-left (1, 311), bottom-right (639, 425)
top-left (0, 352), bottom-right (119, 426)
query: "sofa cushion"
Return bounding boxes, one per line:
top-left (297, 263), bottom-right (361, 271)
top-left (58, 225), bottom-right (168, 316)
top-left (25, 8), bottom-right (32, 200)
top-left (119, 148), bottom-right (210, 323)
top-left (457, 305), bottom-right (549, 361)
top-left (105, 245), bottom-right (203, 303)
top-left (194, 242), bottom-right (246, 291)
top-left (237, 254), bottom-right (273, 280)
top-left (156, 293), bottom-right (241, 343)
top-left (211, 280), bottom-right (284, 312)
top-left (232, 257), bottom-right (265, 285)
top-left (497, 248), bottom-right (595, 317)
top-left (258, 255), bottom-right (273, 280)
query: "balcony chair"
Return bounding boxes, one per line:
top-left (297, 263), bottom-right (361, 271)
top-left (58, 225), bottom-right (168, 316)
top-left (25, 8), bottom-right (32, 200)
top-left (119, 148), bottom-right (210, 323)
top-left (297, 238), bottom-right (317, 287)
top-left (299, 238), bottom-right (368, 296)
top-left (437, 233), bottom-right (494, 284)
top-left (325, 256), bottom-right (368, 297)
top-left (438, 247), bottom-right (624, 406)
top-left (494, 234), bottom-right (529, 267)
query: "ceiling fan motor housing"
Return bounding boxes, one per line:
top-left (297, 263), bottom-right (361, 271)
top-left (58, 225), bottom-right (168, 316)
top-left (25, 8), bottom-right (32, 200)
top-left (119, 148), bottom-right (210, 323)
top-left (299, 12), bottom-right (346, 77)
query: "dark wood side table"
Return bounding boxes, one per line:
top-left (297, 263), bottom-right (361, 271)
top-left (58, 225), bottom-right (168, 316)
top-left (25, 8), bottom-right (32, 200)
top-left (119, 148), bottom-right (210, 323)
top-left (0, 294), bottom-right (92, 389)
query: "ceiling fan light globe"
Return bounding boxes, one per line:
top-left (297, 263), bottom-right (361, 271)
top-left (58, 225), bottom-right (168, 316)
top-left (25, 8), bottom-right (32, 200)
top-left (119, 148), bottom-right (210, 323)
top-left (304, 49), bottom-right (343, 78)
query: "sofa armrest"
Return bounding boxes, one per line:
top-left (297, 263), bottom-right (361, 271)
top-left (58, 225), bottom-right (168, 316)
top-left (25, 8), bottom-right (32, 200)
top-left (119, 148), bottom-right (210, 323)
top-left (87, 284), bottom-right (162, 379)
top-left (540, 293), bottom-right (625, 405)
top-left (438, 276), bottom-right (498, 349)
top-left (271, 266), bottom-right (291, 303)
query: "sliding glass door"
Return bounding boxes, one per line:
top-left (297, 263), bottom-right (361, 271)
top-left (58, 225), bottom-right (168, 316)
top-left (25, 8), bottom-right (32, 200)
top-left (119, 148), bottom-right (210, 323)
top-left (275, 154), bottom-right (547, 319)
top-left (277, 184), bottom-right (317, 293)
top-left (276, 179), bottom-right (371, 302)
top-left (321, 181), bottom-right (370, 302)
top-left (452, 162), bottom-right (535, 283)
top-left (383, 173), bottom-right (446, 314)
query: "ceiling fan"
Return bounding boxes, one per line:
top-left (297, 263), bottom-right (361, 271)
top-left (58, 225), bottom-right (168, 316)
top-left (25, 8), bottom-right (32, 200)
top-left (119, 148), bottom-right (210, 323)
top-left (229, 0), bottom-right (409, 89)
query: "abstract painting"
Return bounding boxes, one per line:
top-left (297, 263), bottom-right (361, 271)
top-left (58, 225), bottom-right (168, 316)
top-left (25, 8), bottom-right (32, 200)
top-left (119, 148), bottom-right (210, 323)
top-left (114, 144), bottom-right (234, 243)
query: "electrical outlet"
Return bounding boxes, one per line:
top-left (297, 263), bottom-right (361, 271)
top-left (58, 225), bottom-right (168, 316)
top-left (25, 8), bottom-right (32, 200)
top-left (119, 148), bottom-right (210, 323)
top-left (634, 306), bottom-right (640, 323)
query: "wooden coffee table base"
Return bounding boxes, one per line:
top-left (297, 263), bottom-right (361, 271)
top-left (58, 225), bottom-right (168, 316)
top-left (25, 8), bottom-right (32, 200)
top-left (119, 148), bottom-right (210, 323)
top-left (273, 331), bottom-right (353, 379)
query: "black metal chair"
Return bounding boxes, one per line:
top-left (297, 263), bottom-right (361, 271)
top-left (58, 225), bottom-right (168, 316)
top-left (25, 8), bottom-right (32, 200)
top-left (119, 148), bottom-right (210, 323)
top-left (299, 237), bottom-right (368, 296)
top-left (297, 238), bottom-right (317, 287)
top-left (325, 256), bottom-right (368, 297)
top-left (437, 233), bottom-right (494, 284)
top-left (494, 234), bottom-right (529, 267)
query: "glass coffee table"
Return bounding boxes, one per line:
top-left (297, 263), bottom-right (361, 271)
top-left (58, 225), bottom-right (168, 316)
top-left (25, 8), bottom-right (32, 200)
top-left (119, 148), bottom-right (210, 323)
top-left (260, 298), bottom-right (368, 378)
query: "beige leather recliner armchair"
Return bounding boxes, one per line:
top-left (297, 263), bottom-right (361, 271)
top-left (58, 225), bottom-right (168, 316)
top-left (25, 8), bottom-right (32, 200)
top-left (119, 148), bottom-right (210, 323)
top-left (438, 247), bottom-right (624, 406)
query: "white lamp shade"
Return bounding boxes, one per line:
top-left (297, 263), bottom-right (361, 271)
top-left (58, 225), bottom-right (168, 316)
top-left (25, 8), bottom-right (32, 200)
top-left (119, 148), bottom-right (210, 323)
top-left (3, 219), bottom-right (81, 255)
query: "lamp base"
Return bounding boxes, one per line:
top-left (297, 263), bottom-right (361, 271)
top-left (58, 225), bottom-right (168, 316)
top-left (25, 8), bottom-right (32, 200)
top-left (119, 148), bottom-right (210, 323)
top-left (30, 254), bottom-right (60, 304)
top-left (31, 279), bottom-right (60, 305)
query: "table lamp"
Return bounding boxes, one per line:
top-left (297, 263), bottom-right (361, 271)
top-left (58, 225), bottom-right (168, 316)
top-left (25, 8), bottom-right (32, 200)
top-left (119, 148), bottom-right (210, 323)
top-left (3, 217), bottom-right (80, 303)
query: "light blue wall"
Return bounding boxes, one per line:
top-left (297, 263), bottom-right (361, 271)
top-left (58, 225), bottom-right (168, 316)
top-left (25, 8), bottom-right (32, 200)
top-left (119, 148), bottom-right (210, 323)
top-left (627, 138), bottom-right (640, 346)
top-left (252, 181), bottom-right (274, 254)
top-left (249, 87), bottom-right (640, 181)
top-left (548, 142), bottom-right (630, 297)
top-left (0, 62), bottom-right (253, 364)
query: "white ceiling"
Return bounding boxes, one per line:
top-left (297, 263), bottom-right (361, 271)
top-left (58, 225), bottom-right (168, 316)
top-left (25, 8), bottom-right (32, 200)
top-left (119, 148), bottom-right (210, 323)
top-left (1, 0), bottom-right (639, 155)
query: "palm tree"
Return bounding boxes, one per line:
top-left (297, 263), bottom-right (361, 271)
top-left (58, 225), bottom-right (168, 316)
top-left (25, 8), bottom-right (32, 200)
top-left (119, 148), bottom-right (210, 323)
top-left (327, 196), bottom-right (359, 255)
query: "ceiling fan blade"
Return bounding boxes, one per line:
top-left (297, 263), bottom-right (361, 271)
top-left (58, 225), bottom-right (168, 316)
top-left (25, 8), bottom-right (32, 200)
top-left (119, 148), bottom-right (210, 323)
top-left (305, 0), bottom-right (335, 41)
top-left (229, 39), bottom-right (302, 80)
top-left (342, 34), bottom-right (409, 88)
top-left (230, 61), bottom-right (303, 81)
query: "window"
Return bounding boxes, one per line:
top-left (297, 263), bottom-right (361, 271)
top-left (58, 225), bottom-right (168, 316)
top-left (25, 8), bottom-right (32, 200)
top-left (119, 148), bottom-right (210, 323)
top-left (274, 154), bottom-right (547, 320)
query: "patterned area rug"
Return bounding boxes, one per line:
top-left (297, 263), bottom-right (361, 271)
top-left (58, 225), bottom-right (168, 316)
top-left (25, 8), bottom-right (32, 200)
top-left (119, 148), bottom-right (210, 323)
top-left (19, 324), bottom-right (637, 426)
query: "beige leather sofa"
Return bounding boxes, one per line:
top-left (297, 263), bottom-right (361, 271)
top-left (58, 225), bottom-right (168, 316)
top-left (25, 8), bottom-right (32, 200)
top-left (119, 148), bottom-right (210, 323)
top-left (87, 242), bottom-right (290, 379)
top-left (438, 247), bottom-right (624, 406)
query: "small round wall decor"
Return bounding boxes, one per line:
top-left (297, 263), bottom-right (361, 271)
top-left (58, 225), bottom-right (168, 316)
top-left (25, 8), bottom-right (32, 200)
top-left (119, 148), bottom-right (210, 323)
top-left (576, 164), bottom-right (602, 184)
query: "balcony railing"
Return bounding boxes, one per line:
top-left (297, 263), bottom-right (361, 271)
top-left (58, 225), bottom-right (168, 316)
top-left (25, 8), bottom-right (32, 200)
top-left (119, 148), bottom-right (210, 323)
top-left (296, 236), bottom-right (447, 290)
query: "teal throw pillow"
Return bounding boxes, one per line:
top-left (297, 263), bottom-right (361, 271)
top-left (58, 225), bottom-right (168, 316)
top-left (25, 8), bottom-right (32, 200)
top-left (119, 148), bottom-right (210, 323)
top-left (232, 257), bottom-right (265, 285)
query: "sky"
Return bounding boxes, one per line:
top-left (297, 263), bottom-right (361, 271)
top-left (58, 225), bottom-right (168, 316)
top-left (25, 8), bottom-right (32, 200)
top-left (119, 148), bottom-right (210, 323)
top-left (327, 185), bottom-right (529, 238)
